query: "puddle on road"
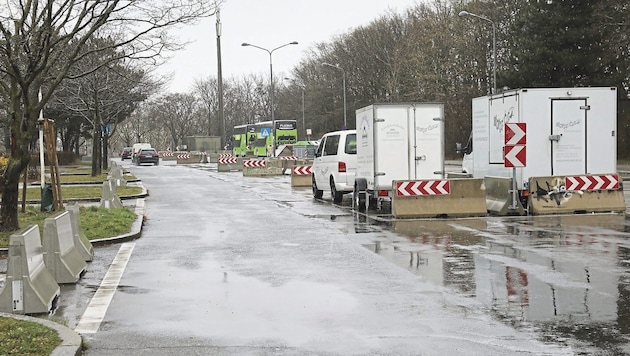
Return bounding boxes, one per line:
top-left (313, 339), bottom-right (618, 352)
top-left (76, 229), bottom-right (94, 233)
top-left (352, 213), bottom-right (630, 353)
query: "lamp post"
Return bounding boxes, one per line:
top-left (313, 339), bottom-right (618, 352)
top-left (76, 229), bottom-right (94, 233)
top-left (459, 10), bottom-right (496, 94)
top-left (242, 41), bottom-right (299, 157)
top-left (284, 78), bottom-right (306, 140)
top-left (322, 62), bottom-right (347, 129)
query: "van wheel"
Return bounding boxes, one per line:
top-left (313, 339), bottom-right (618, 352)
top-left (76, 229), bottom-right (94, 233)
top-left (312, 176), bottom-right (323, 199)
top-left (331, 177), bottom-right (343, 203)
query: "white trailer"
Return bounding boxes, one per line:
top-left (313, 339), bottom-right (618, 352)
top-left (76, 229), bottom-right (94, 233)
top-left (354, 103), bottom-right (445, 210)
top-left (458, 87), bottom-right (619, 212)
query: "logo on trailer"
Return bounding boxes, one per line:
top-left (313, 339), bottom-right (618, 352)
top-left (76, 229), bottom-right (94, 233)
top-left (565, 175), bottom-right (619, 191)
top-left (396, 180), bottom-right (450, 196)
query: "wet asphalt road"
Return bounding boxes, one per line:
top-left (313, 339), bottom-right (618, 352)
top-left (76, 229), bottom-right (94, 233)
top-left (9, 159), bottom-right (630, 355)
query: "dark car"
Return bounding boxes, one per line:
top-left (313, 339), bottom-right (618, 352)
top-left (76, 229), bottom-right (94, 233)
top-left (135, 148), bottom-right (159, 166)
top-left (120, 147), bottom-right (133, 160)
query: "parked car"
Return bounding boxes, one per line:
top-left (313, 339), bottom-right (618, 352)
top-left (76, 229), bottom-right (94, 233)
top-left (135, 148), bottom-right (160, 166)
top-left (312, 130), bottom-right (357, 203)
top-left (120, 147), bottom-right (133, 160)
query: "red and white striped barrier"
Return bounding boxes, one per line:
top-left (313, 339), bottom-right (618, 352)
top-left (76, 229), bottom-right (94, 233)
top-left (160, 151), bottom-right (174, 157)
top-left (219, 153), bottom-right (234, 159)
top-left (177, 154), bottom-right (191, 159)
top-left (279, 156), bottom-right (299, 160)
top-left (292, 166), bottom-right (312, 175)
top-left (218, 158), bottom-right (238, 164)
top-left (565, 174), bottom-right (620, 191)
top-left (396, 180), bottom-right (451, 196)
top-left (243, 160), bottom-right (266, 168)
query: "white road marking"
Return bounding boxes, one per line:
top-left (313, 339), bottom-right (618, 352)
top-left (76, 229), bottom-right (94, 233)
top-left (74, 242), bottom-right (135, 334)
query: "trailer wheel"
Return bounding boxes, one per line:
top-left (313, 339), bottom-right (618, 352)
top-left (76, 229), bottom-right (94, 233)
top-left (354, 188), bottom-right (366, 212)
top-left (312, 176), bottom-right (323, 199)
top-left (331, 177), bottom-right (343, 203)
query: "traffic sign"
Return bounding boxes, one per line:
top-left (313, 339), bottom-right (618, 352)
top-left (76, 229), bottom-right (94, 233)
top-left (505, 123), bottom-right (526, 145)
top-left (260, 128), bottom-right (271, 137)
top-left (504, 123), bottom-right (526, 167)
top-left (504, 145), bottom-right (526, 167)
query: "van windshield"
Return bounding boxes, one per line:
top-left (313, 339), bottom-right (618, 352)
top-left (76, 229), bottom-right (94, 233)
top-left (345, 134), bottom-right (357, 154)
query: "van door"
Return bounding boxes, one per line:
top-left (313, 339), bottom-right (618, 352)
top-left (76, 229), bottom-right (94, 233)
top-left (551, 99), bottom-right (587, 176)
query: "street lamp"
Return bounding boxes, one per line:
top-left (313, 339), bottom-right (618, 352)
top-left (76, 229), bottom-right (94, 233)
top-left (284, 78), bottom-right (306, 141)
top-left (459, 10), bottom-right (496, 94)
top-left (322, 62), bottom-right (347, 129)
top-left (242, 41), bottom-right (299, 157)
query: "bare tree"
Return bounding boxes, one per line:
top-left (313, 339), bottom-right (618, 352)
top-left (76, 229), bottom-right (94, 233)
top-left (0, 1), bottom-right (220, 230)
top-left (49, 39), bottom-right (162, 176)
top-left (149, 93), bottom-right (203, 149)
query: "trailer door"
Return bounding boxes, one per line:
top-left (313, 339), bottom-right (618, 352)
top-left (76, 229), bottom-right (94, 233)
top-left (551, 99), bottom-right (587, 176)
top-left (412, 104), bottom-right (444, 179)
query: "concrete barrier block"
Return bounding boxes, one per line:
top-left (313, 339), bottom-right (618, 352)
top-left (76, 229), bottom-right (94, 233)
top-left (291, 165), bottom-right (313, 187)
top-left (392, 178), bottom-right (487, 218)
top-left (484, 176), bottom-right (526, 216)
top-left (65, 202), bottom-right (94, 261)
top-left (159, 151), bottom-right (177, 160)
top-left (243, 159), bottom-right (283, 176)
top-left (218, 157), bottom-right (244, 172)
top-left (529, 175), bottom-right (626, 215)
top-left (43, 211), bottom-right (88, 284)
top-left (0, 225), bottom-right (60, 314)
top-left (107, 162), bottom-right (127, 187)
top-left (99, 179), bottom-right (124, 209)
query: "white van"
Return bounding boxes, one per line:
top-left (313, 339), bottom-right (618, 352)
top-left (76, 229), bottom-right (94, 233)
top-left (131, 143), bottom-right (151, 163)
top-left (312, 130), bottom-right (357, 203)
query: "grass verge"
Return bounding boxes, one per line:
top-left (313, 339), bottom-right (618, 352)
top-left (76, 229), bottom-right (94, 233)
top-left (17, 185), bottom-right (143, 201)
top-left (0, 205), bottom-right (137, 247)
top-left (0, 317), bottom-right (62, 355)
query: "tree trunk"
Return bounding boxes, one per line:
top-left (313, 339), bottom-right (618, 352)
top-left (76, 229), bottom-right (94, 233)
top-left (0, 157), bottom-right (28, 232)
top-left (102, 132), bottom-right (109, 171)
top-left (91, 127), bottom-right (101, 176)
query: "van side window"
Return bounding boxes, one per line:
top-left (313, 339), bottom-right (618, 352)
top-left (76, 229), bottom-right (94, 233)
top-left (323, 135), bottom-right (340, 156)
top-left (315, 139), bottom-right (325, 158)
top-left (345, 134), bottom-right (357, 154)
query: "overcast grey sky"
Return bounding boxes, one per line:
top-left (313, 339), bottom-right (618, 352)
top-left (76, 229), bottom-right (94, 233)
top-left (158, 0), bottom-right (421, 93)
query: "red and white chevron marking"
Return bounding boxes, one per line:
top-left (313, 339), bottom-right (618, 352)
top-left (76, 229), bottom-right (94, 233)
top-left (160, 152), bottom-right (174, 157)
top-left (219, 153), bottom-right (234, 159)
top-left (243, 160), bottom-right (266, 168)
top-left (279, 156), bottom-right (299, 160)
top-left (565, 174), bottom-right (619, 191)
top-left (177, 154), bottom-right (191, 159)
top-left (396, 180), bottom-right (451, 196)
top-left (218, 158), bottom-right (238, 164)
top-left (292, 166), bottom-right (312, 175)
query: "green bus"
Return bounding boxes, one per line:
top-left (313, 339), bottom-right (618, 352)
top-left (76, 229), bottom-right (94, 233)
top-left (252, 120), bottom-right (298, 157)
top-left (231, 124), bottom-right (256, 156)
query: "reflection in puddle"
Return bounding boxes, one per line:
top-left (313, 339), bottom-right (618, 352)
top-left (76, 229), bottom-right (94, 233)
top-left (358, 214), bottom-right (630, 353)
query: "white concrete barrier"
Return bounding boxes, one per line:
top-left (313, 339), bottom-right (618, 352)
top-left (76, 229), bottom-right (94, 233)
top-left (99, 179), bottom-right (124, 209)
top-left (43, 211), bottom-right (88, 284)
top-left (108, 162), bottom-right (127, 187)
top-left (0, 225), bottom-right (60, 314)
top-left (65, 202), bottom-right (94, 261)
